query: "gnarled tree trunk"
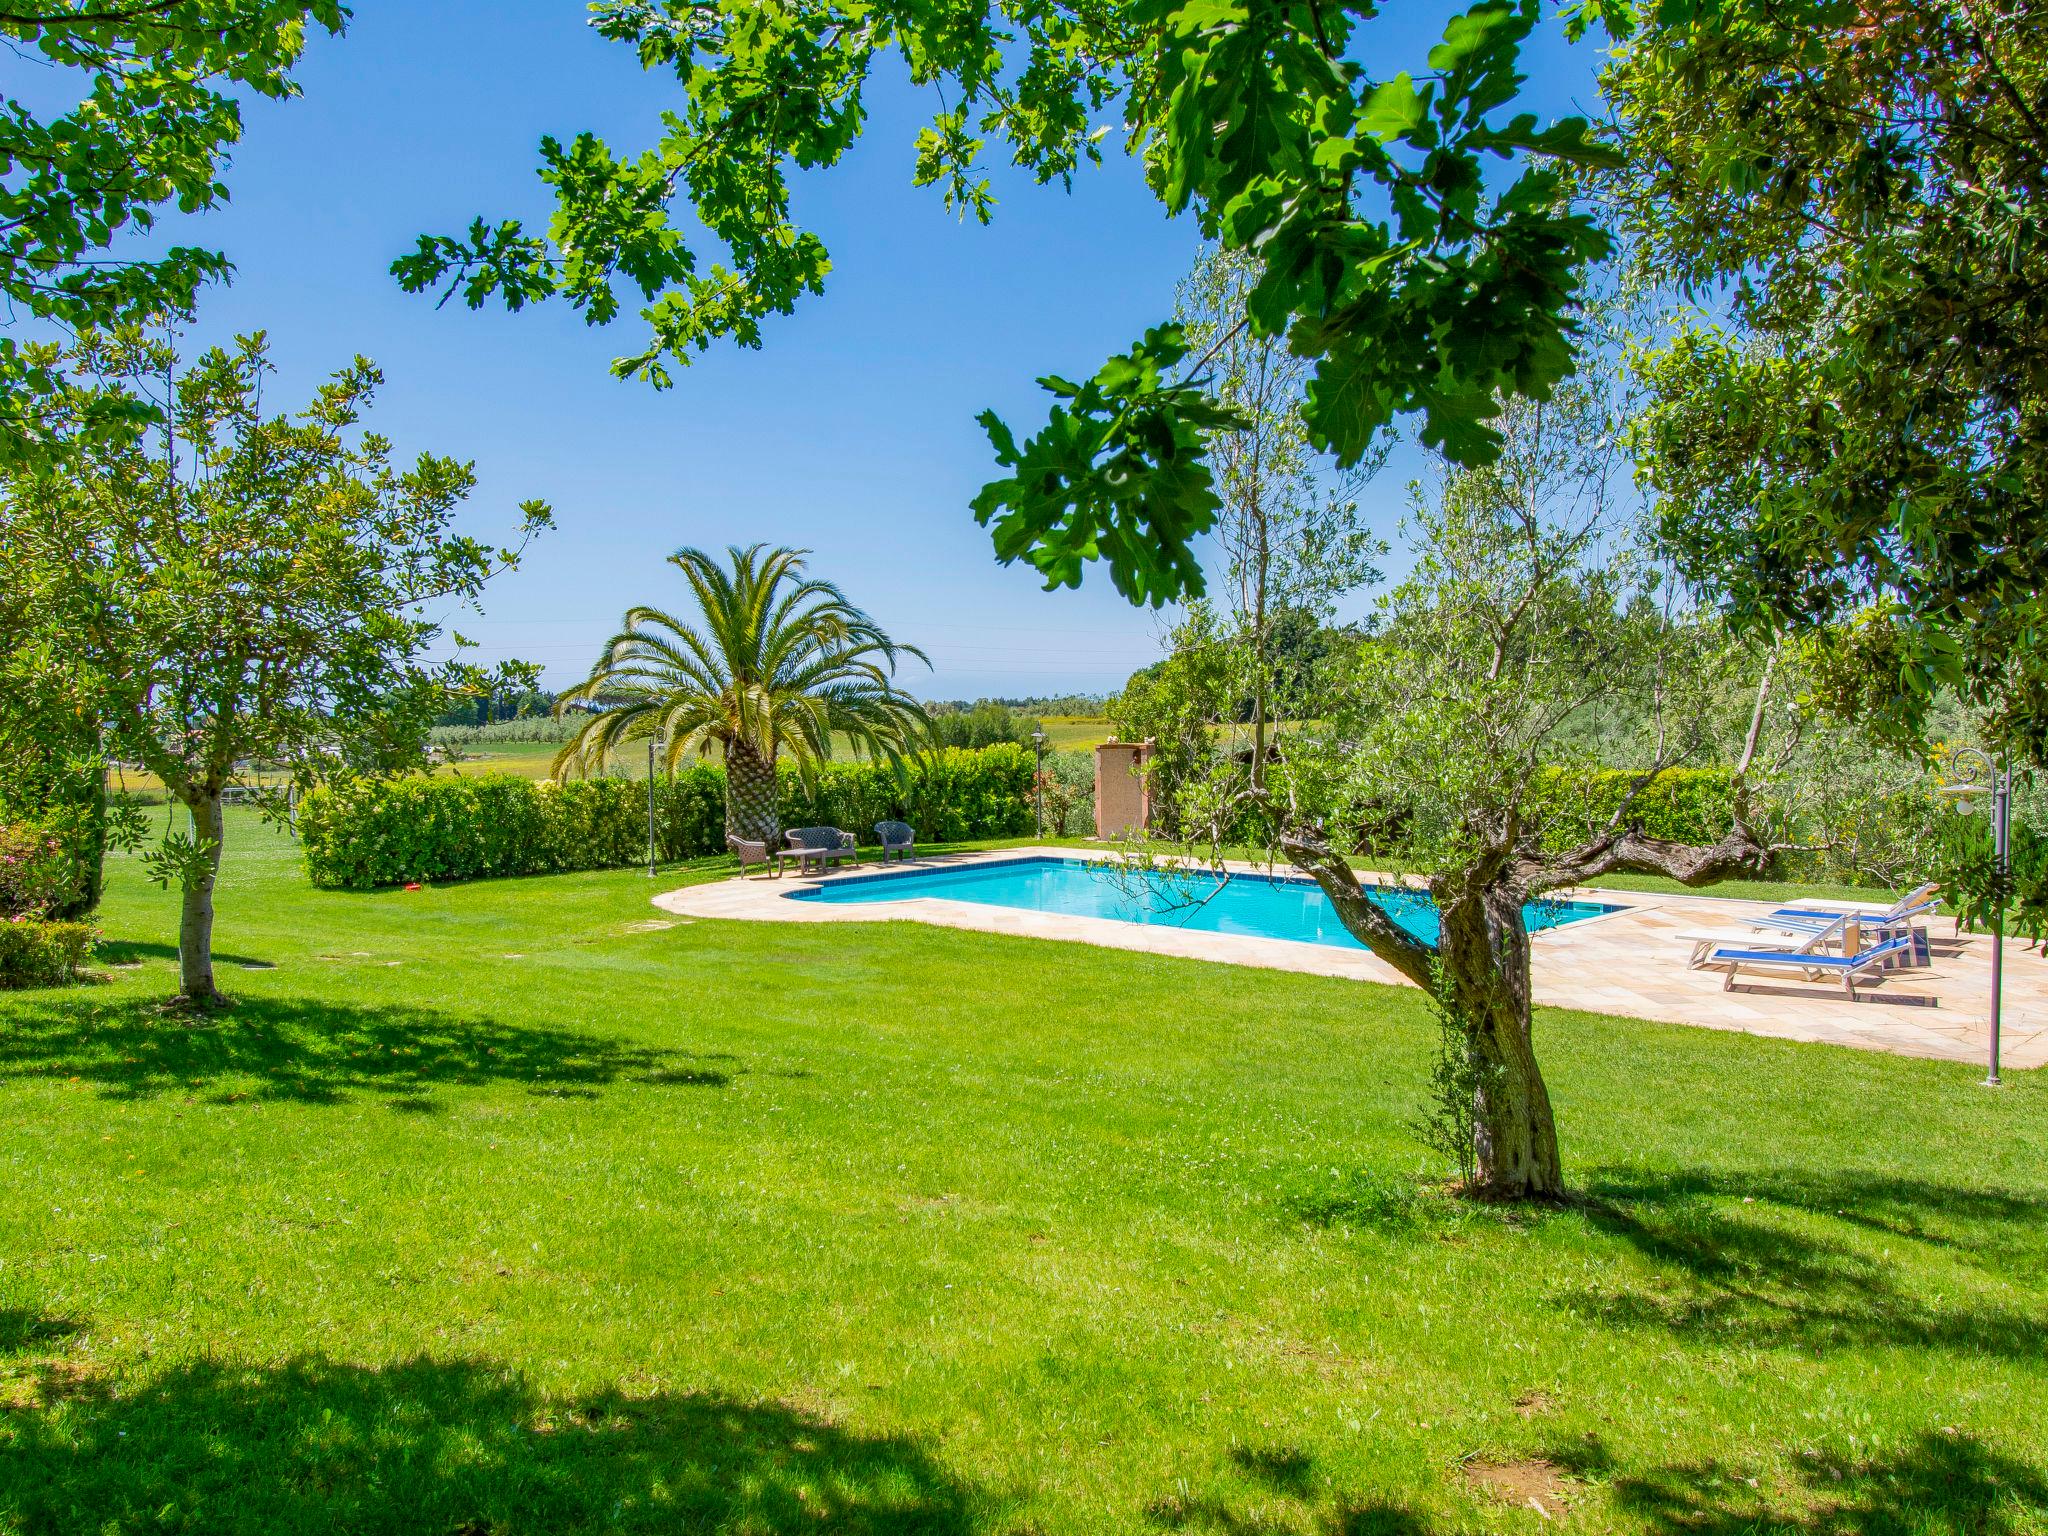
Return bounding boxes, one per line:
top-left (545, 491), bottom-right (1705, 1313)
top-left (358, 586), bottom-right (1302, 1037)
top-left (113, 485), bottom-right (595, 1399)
top-left (1434, 882), bottom-right (1562, 1201)
top-left (177, 788), bottom-right (227, 1008)
top-left (724, 737), bottom-right (780, 846)
top-left (1284, 810), bottom-right (1770, 1203)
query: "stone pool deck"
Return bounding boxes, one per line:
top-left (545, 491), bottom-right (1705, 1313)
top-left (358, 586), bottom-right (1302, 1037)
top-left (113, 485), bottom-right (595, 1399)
top-left (652, 846), bottom-right (2045, 1070)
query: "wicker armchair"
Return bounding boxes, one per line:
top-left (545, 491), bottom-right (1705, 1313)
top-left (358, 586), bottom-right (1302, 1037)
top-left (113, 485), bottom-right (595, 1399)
top-left (874, 820), bottom-right (916, 862)
top-left (728, 835), bottom-right (777, 878)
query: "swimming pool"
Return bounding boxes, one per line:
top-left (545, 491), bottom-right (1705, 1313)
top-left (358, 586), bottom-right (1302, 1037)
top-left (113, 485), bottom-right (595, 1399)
top-left (791, 856), bottom-right (1617, 951)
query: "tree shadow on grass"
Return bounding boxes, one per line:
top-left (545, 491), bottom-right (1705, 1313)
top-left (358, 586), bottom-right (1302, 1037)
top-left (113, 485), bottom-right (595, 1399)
top-left (1142, 1445), bottom-right (1439, 1535)
top-left (0, 1309), bottom-right (84, 1355)
top-left (1557, 1167), bottom-right (2048, 1361)
top-left (0, 993), bottom-right (730, 1104)
top-left (1579, 1431), bottom-right (2048, 1534)
top-left (0, 1344), bottom-right (985, 1535)
top-left (95, 939), bottom-right (271, 969)
top-left (1145, 1487), bottom-right (1437, 1536)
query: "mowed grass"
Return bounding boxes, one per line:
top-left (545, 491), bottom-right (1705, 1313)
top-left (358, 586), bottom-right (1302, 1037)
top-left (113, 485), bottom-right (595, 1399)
top-left (1, 814), bottom-right (2044, 1534)
top-left (1039, 716), bottom-right (1114, 751)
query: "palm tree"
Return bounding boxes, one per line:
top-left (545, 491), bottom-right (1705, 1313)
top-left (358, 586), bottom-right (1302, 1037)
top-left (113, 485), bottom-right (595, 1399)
top-left (552, 544), bottom-right (930, 844)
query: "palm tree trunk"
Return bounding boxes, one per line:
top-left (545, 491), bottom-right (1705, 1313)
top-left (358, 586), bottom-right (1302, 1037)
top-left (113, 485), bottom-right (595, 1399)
top-left (725, 738), bottom-right (780, 846)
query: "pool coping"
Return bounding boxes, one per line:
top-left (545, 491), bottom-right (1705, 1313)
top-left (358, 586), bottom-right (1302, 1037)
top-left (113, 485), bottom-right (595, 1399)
top-left (650, 844), bottom-right (2046, 1069)
top-left (653, 845), bottom-right (1722, 993)
top-left (784, 851), bottom-right (1623, 931)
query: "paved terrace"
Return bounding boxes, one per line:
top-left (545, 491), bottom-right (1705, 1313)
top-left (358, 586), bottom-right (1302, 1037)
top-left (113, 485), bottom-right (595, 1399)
top-left (654, 846), bottom-right (2046, 1070)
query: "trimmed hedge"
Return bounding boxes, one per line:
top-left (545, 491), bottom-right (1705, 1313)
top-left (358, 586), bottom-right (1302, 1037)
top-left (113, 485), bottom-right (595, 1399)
top-left (300, 776), bottom-right (659, 889)
top-left (0, 918), bottom-right (96, 988)
top-left (777, 744), bottom-right (1035, 845)
top-left (299, 745), bottom-right (1036, 890)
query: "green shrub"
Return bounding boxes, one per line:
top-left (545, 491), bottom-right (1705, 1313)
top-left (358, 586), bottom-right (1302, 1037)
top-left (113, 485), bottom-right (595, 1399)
top-left (1932, 814), bottom-right (2048, 942)
top-left (299, 747), bottom-right (1036, 889)
top-left (0, 917), bottom-right (96, 988)
top-left (656, 766), bottom-right (727, 862)
top-left (782, 744), bottom-right (1036, 843)
top-left (300, 775), bottom-right (653, 889)
top-left (0, 808), bottom-right (101, 919)
top-left (1534, 767), bottom-right (1737, 850)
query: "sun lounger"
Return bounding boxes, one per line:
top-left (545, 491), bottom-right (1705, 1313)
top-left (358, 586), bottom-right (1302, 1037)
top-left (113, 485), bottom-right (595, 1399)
top-left (1697, 933), bottom-right (1917, 998)
top-left (1678, 911), bottom-right (1848, 970)
top-left (1751, 882), bottom-right (1940, 939)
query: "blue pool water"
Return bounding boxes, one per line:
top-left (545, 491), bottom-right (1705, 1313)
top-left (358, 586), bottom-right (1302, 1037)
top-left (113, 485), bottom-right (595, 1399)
top-left (791, 856), bottom-right (1615, 950)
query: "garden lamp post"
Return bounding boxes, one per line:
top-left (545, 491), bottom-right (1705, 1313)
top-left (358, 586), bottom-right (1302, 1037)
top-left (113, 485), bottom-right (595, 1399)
top-left (1031, 729), bottom-right (1048, 837)
top-left (646, 730), bottom-right (661, 878)
top-left (1939, 747), bottom-right (2010, 1086)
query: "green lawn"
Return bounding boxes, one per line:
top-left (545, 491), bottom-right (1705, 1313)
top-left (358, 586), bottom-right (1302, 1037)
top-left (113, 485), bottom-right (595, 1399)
top-left (1, 814), bottom-right (2043, 1534)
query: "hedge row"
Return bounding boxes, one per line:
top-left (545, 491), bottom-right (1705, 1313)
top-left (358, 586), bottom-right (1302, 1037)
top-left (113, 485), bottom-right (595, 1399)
top-left (299, 744), bottom-right (1037, 889)
top-left (777, 744), bottom-right (1036, 845)
top-left (0, 918), bottom-right (96, 989)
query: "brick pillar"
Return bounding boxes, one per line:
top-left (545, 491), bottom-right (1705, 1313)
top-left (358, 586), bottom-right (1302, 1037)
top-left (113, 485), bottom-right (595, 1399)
top-left (1093, 739), bottom-right (1154, 839)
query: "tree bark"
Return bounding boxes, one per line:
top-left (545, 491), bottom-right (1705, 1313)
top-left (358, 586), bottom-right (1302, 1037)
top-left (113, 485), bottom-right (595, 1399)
top-left (1434, 881), bottom-right (1563, 1201)
top-left (177, 789), bottom-right (227, 1008)
top-left (724, 737), bottom-right (780, 846)
top-left (1285, 823), bottom-right (1565, 1200)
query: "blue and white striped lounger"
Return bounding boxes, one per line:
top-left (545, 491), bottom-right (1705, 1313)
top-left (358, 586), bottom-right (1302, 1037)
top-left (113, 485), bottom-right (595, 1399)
top-left (1698, 933), bottom-right (1918, 998)
top-left (1752, 883), bottom-right (1941, 939)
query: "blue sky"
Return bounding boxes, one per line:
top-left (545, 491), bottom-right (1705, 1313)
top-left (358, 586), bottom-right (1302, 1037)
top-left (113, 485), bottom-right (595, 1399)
top-left (166, 1), bottom-right (1610, 700)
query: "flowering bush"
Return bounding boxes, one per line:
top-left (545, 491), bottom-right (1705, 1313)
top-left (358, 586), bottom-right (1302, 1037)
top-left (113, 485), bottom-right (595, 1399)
top-left (0, 918), bottom-right (96, 988)
top-left (0, 811), bottom-right (97, 919)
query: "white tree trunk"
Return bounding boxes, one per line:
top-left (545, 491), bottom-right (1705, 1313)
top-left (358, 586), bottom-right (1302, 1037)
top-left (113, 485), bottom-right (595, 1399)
top-left (177, 790), bottom-right (227, 1007)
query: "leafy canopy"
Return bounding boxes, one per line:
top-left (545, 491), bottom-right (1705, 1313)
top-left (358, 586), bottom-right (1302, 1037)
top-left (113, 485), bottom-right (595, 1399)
top-left (401, 0), bottom-right (1619, 604)
top-left (0, 328), bottom-right (551, 806)
top-left (0, 2), bottom-right (346, 462)
top-left (1604, 0), bottom-right (2048, 757)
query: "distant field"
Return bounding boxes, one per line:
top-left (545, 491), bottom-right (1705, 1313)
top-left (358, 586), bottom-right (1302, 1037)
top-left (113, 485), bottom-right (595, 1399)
top-left (108, 723), bottom-right (1117, 800)
top-left (1038, 716), bottom-right (1113, 751)
top-left (450, 722), bottom-right (1119, 775)
top-left (437, 741), bottom-right (571, 780)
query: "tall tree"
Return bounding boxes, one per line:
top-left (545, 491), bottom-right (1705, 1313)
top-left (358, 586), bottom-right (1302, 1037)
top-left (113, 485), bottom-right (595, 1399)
top-left (0, 1), bottom-right (346, 461)
top-left (552, 544), bottom-right (929, 845)
top-left (399, 0), bottom-right (1621, 600)
top-left (1603, 0), bottom-right (2048, 757)
top-left (1275, 378), bottom-right (1800, 1198)
top-left (1136, 296), bottom-right (1842, 1198)
top-left (0, 329), bottom-right (548, 1006)
top-left (1171, 243), bottom-right (1381, 791)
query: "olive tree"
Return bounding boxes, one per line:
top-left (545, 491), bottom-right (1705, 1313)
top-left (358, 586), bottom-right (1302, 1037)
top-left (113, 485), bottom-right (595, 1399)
top-left (1278, 440), bottom-right (1790, 1198)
